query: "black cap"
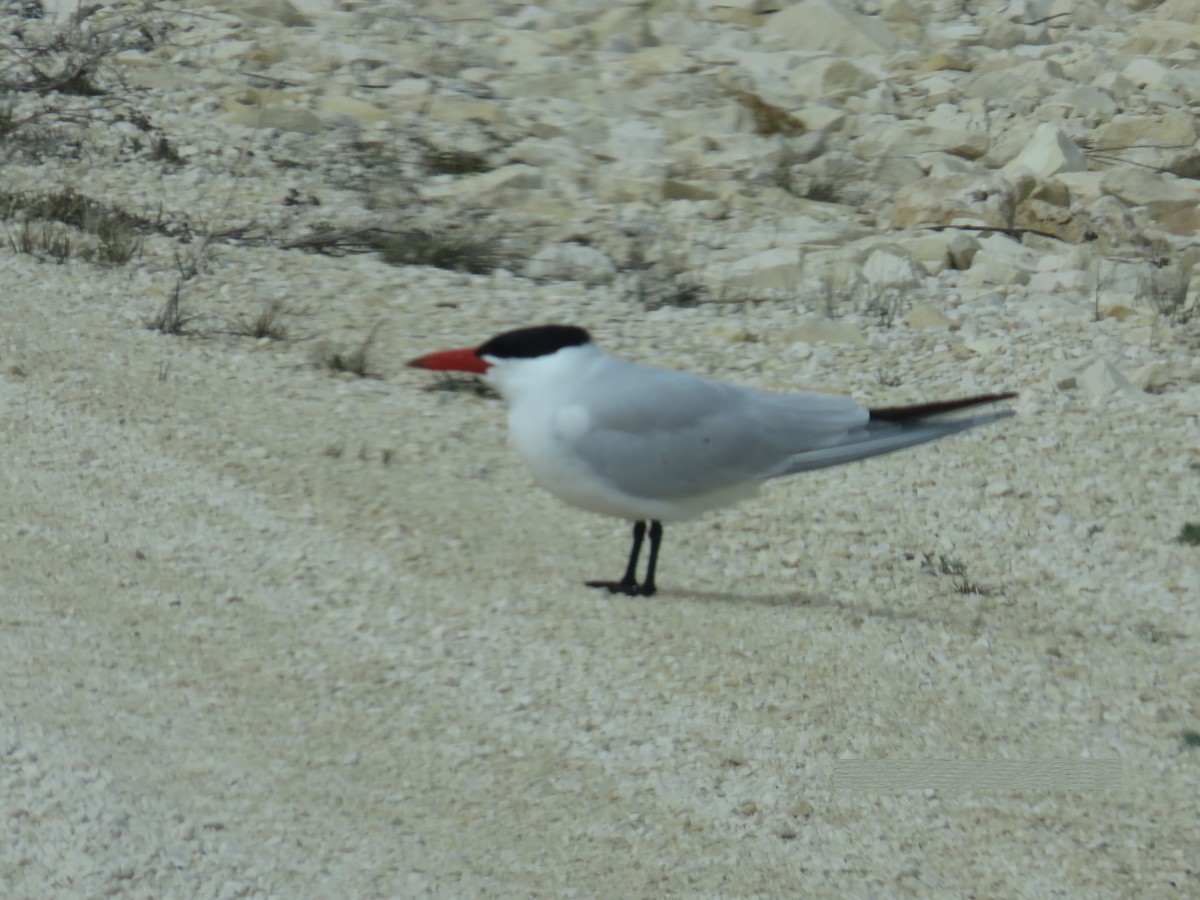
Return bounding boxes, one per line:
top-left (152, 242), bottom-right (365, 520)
top-left (475, 325), bottom-right (592, 360)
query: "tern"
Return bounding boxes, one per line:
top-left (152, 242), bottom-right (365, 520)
top-left (409, 325), bottom-right (1014, 596)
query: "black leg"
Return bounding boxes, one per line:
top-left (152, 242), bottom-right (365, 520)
top-left (640, 520), bottom-right (664, 597)
top-left (586, 520), bottom-right (646, 596)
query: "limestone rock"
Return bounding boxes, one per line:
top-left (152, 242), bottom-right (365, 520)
top-left (1100, 169), bottom-right (1200, 221)
top-left (787, 58), bottom-right (878, 99)
top-left (781, 319), bottom-right (866, 346)
top-left (1077, 359), bottom-right (1138, 399)
top-left (904, 302), bottom-right (951, 329)
top-left (525, 244), bottom-right (617, 286)
top-left (705, 248), bottom-right (804, 297)
top-left (223, 104), bottom-right (322, 134)
top-left (862, 247), bottom-right (924, 291)
top-left (1003, 124), bottom-right (1088, 179)
top-left (764, 0), bottom-right (902, 55)
top-left (891, 176), bottom-right (1016, 229)
top-left (421, 165), bottom-right (544, 203)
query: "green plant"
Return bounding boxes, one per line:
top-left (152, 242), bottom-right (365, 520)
top-left (223, 302), bottom-right (300, 341)
top-left (1177, 523), bottom-right (1200, 546)
top-left (876, 368), bottom-right (902, 387)
top-left (863, 285), bottom-right (904, 328)
top-left (1182, 730), bottom-right (1200, 749)
top-left (420, 147), bottom-right (492, 176)
top-left (8, 221), bottom-right (72, 263)
top-left (0, 188), bottom-right (147, 266)
top-left (1137, 261), bottom-right (1193, 324)
top-left (145, 284), bottom-right (202, 336)
top-left (803, 179), bottom-right (842, 203)
top-left (373, 228), bottom-right (504, 274)
top-left (921, 552), bottom-right (986, 595)
top-left (313, 325), bottom-right (379, 378)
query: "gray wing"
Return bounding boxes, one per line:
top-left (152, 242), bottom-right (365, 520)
top-left (563, 359), bottom-right (869, 501)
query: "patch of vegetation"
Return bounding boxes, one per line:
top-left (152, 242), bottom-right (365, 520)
top-left (374, 228), bottom-right (503, 273)
top-left (222, 301), bottom-right (303, 342)
top-left (313, 326), bottom-right (380, 378)
top-left (803, 179), bottom-right (842, 203)
top-left (1182, 730), bottom-right (1200, 749)
top-left (1136, 255), bottom-right (1194, 324)
top-left (921, 552), bottom-right (987, 596)
top-left (323, 138), bottom-right (411, 193)
top-left (736, 91), bottom-right (805, 137)
top-left (863, 285), bottom-right (904, 328)
top-left (1177, 522), bottom-right (1200, 546)
top-left (7, 220), bottom-right (72, 263)
top-left (0, 7), bottom-right (181, 164)
top-left (620, 243), bottom-right (707, 309)
top-left (0, 187), bottom-right (146, 266)
top-left (283, 225), bottom-right (507, 274)
top-left (876, 368), bottom-right (902, 388)
top-left (420, 147), bottom-right (492, 176)
top-left (144, 285), bottom-right (202, 337)
top-left (150, 135), bottom-right (184, 165)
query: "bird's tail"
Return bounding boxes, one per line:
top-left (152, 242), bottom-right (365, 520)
top-left (770, 392), bottom-right (1016, 477)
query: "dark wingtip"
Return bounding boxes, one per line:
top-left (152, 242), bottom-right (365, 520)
top-left (869, 391), bottom-right (1017, 423)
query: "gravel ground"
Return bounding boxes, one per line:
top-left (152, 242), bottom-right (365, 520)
top-left (2, 1), bottom-right (1199, 897)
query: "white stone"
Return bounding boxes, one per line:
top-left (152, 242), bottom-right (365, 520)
top-left (891, 176), bottom-right (1016, 230)
top-left (764, 0), bottom-right (902, 55)
top-left (787, 58), bottom-right (879, 99)
top-left (904, 302), bottom-right (951, 329)
top-left (421, 165), bottom-right (543, 202)
top-left (1076, 359), bottom-right (1138, 399)
top-left (1002, 124), bottom-right (1088, 179)
top-left (1100, 169), bottom-right (1200, 220)
top-left (704, 248), bottom-right (804, 296)
top-left (525, 244), bottom-right (617, 286)
top-left (781, 318), bottom-right (867, 345)
top-left (862, 247), bottom-right (924, 290)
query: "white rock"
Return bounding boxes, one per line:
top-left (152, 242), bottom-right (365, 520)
top-left (947, 233), bottom-right (982, 270)
top-left (1055, 172), bottom-right (1106, 207)
top-left (704, 248), bottom-right (804, 296)
top-left (764, 0), bottom-right (902, 55)
top-left (1002, 124), bottom-right (1088, 179)
top-left (223, 106), bottom-right (322, 134)
top-left (891, 176), bottom-right (1016, 229)
top-left (963, 60), bottom-right (1068, 104)
top-left (1047, 85), bottom-right (1119, 120)
top-left (904, 302), bottom-right (951, 329)
top-left (897, 231), bottom-right (980, 275)
top-left (794, 105), bottom-right (848, 133)
top-left (787, 58), bottom-right (879, 99)
top-left (1077, 359), bottom-right (1137, 399)
top-left (524, 244), bottom-right (617, 286)
top-left (233, 0), bottom-right (311, 26)
top-left (1129, 363), bottom-right (1172, 393)
top-left (862, 247), bottom-right (924, 290)
top-left (608, 121), bottom-right (669, 171)
top-left (421, 165), bottom-right (543, 202)
top-left (1050, 365), bottom-right (1077, 390)
top-left (781, 318), bottom-right (866, 345)
top-left (1100, 169), bottom-right (1200, 220)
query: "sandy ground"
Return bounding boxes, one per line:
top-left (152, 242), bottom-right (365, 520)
top-left (2, 238), bottom-right (1198, 897)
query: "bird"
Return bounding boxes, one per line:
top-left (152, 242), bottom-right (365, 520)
top-left (408, 324), bottom-right (1015, 596)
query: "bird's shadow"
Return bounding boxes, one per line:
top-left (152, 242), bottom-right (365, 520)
top-left (670, 586), bottom-right (987, 629)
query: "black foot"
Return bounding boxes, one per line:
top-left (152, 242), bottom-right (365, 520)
top-left (585, 579), bottom-right (655, 597)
